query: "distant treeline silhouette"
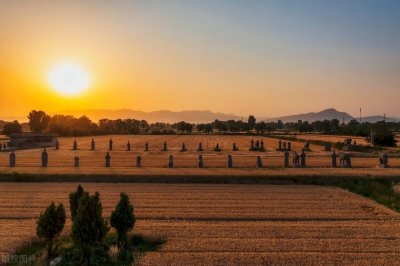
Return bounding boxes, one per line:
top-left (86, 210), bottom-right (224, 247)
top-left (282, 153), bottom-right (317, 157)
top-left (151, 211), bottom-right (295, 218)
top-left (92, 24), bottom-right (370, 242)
top-left (0, 110), bottom-right (398, 146)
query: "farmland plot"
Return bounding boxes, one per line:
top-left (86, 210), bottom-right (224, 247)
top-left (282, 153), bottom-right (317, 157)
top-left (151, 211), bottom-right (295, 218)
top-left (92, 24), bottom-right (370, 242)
top-left (294, 134), bottom-right (370, 145)
top-left (0, 135), bottom-right (399, 175)
top-left (0, 183), bottom-right (399, 265)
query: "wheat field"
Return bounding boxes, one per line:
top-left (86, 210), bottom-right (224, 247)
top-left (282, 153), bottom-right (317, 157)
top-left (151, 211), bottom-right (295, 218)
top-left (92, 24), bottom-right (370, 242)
top-left (0, 135), bottom-right (399, 174)
top-left (0, 183), bottom-right (399, 265)
top-left (293, 134), bottom-right (370, 145)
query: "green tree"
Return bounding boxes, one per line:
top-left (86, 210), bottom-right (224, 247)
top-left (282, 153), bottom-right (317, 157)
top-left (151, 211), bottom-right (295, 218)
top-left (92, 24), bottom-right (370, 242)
top-left (204, 124), bottom-right (213, 133)
top-left (276, 120), bottom-right (284, 129)
top-left (28, 110), bottom-right (50, 133)
top-left (248, 115), bottom-right (256, 131)
top-left (72, 192), bottom-right (109, 262)
top-left (110, 193), bottom-right (136, 251)
top-left (372, 123), bottom-right (397, 147)
top-left (330, 119), bottom-right (340, 133)
top-left (184, 123), bottom-right (193, 133)
top-left (196, 123), bottom-right (205, 132)
top-left (255, 122), bottom-right (267, 134)
top-left (176, 121), bottom-right (193, 133)
top-left (226, 120), bottom-right (240, 133)
top-left (176, 121), bottom-right (187, 132)
top-left (1, 120), bottom-right (22, 135)
top-left (36, 203), bottom-right (66, 260)
top-left (213, 120), bottom-right (227, 133)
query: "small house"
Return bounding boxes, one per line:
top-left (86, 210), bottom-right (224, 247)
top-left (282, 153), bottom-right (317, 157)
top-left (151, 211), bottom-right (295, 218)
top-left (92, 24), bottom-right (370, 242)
top-left (9, 133), bottom-right (59, 148)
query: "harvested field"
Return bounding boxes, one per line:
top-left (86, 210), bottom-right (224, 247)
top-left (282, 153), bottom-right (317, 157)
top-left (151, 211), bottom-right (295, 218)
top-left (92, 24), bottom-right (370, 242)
top-left (293, 134), bottom-right (370, 145)
top-left (0, 183), bottom-right (399, 265)
top-left (1, 135), bottom-right (400, 175)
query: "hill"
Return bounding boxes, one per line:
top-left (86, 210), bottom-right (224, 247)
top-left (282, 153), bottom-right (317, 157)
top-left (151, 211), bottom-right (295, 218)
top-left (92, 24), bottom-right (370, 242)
top-left (362, 116), bottom-right (399, 123)
top-left (269, 108), bottom-right (353, 123)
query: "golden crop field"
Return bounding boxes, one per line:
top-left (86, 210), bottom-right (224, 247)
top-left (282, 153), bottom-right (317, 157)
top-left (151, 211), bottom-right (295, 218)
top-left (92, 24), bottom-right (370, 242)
top-left (0, 183), bottom-right (399, 265)
top-left (293, 134), bottom-right (370, 145)
top-left (1, 135), bottom-right (399, 174)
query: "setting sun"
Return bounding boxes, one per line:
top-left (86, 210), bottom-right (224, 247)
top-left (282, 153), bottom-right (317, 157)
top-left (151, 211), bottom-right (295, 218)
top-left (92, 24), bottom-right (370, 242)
top-left (48, 63), bottom-right (90, 96)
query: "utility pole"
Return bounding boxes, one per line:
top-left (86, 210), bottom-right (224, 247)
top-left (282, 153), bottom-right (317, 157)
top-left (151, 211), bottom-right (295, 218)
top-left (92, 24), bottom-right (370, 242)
top-left (359, 108), bottom-right (362, 124)
top-left (384, 113), bottom-right (386, 123)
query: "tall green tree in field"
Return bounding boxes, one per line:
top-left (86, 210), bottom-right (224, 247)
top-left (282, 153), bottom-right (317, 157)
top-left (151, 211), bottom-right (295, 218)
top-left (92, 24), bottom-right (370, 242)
top-left (36, 202), bottom-right (66, 260)
top-left (110, 193), bottom-right (136, 250)
top-left (72, 192), bottom-right (109, 263)
top-left (28, 110), bottom-right (50, 133)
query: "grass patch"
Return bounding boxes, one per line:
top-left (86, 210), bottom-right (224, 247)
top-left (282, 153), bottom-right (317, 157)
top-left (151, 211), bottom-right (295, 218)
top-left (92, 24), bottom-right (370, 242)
top-left (7, 238), bottom-right (46, 266)
top-left (104, 232), bottom-right (165, 253)
top-left (268, 134), bottom-right (382, 152)
top-left (131, 234), bottom-right (166, 253)
top-left (267, 135), bottom-right (298, 142)
top-left (339, 179), bottom-right (400, 212)
top-left (332, 142), bottom-right (382, 153)
top-left (9, 232), bottom-right (166, 266)
top-left (1, 172), bottom-right (400, 185)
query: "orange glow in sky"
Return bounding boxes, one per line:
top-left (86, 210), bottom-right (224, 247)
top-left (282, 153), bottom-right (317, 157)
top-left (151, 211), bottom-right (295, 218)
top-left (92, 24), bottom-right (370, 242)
top-left (0, 1), bottom-right (399, 121)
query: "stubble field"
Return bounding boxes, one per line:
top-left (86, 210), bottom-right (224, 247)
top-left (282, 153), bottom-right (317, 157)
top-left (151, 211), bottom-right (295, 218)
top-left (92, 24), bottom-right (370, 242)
top-left (292, 134), bottom-right (370, 145)
top-left (0, 135), bottom-right (399, 176)
top-left (0, 183), bottom-right (399, 265)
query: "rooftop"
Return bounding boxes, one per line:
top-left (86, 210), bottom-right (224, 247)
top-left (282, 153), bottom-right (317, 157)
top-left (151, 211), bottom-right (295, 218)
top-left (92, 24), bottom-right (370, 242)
top-left (9, 132), bottom-right (59, 138)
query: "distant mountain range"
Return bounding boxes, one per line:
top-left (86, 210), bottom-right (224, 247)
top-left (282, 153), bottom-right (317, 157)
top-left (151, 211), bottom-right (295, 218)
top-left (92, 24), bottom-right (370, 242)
top-left (1, 108), bottom-right (398, 125)
top-left (268, 108), bottom-right (399, 123)
top-left (60, 109), bottom-right (242, 123)
top-left (63, 108), bottom-right (399, 123)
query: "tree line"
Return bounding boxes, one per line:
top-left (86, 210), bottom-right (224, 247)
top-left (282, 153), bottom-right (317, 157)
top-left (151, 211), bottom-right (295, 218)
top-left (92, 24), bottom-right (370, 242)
top-left (0, 110), bottom-right (398, 146)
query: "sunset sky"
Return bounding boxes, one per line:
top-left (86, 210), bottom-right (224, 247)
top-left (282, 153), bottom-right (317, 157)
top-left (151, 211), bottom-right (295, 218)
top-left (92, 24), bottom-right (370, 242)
top-left (0, 0), bottom-right (399, 121)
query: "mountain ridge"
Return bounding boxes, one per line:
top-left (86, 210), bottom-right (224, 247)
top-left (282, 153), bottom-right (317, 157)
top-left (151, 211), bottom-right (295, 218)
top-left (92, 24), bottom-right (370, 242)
top-left (60, 109), bottom-right (242, 123)
top-left (1, 108), bottom-right (398, 124)
top-left (268, 108), bottom-right (399, 123)
top-left (268, 108), bottom-right (353, 123)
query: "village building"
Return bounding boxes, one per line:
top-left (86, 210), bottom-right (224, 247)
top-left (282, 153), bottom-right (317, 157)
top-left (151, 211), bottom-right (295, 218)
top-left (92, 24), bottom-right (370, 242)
top-left (8, 133), bottom-right (59, 148)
